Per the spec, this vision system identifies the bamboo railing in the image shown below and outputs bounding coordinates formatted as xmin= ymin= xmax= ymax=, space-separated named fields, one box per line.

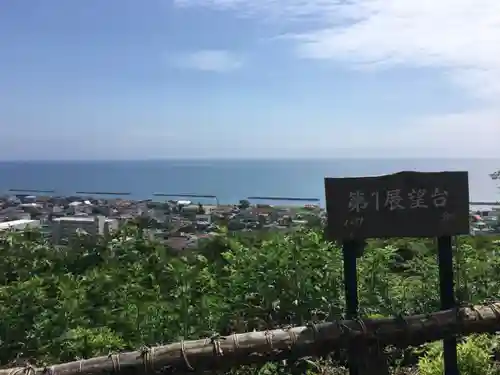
xmin=2 ymin=303 xmax=500 ymax=375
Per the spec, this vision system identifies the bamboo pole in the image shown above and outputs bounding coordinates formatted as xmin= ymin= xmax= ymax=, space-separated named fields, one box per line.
xmin=2 ymin=303 xmax=500 ymax=375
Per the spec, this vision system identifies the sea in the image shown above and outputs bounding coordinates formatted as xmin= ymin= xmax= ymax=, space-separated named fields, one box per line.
xmin=0 ymin=159 xmax=498 ymax=207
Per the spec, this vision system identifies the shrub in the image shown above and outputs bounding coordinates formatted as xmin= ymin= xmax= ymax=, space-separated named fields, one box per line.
xmin=1 ymin=227 xmax=500 ymax=373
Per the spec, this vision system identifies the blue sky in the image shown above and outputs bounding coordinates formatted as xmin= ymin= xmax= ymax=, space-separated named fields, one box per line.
xmin=1 ymin=0 xmax=499 ymax=160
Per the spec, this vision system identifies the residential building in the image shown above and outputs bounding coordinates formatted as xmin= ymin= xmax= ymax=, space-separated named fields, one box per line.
xmin=0 ymin=219 xmax=40 ymax=232
xmin=51 ymin=215 xmax=118 ymax=244
xmin=195 ymin=214 xmax=211 ymax=224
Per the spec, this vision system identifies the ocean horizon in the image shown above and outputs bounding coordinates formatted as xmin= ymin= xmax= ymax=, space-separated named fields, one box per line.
xmin=0 ymin=158 xmax=498 ymax=205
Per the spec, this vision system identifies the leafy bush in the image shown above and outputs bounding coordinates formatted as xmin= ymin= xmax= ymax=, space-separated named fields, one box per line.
xmin=1 ymin=227 xmax=500 ymax=374
xmin=419 ymin=335 xmax=500 ymax=375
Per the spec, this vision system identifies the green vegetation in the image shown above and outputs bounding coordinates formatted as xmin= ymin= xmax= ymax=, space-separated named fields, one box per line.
xmin=1 ymin=227 xmax=500 ymax=374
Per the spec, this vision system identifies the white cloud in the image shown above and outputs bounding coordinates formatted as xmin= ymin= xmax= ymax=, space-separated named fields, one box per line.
xmin=174 ymin=0 xmax=500 ymax=157
xmin=290 ymin=0 xmax=500 ymax=101
xmin=177 ymin=0 xmax=500 ymax=98
xmin=170 ymin=50 xmax=243 ymax=72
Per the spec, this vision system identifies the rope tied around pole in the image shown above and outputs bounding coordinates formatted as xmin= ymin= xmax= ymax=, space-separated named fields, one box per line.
xmin=265 ymin=330 xmax=274 ymax=351
xmin=287 ymin=327 xmax=298 ymax=347
xmin=355 ymin=317 xmax=367 ymax=336
xmin=8 ymin=364 xmax=36 ymax=375
xmin=209 ymin=334 xmax=225 ymax=357
xmin=180 ymin=340 xmax=194 ymax=371
xmin=486 ymin=302 xmax=500 ymax=319
xmin=394 ymin=313 xmax=412 ymax=346
xmin=5 ymin=304 xmax=500 ymax=375
xmin=351 ymin=318 xmax=369 ymax=367
xmin=140 ymin=346 xmax=156 ymax=374
xmin=306 ymin=322 xmax=319 ymax=341
xmin=108 ymin=353 xmax=121 ymax=374
xmin=42 ymin=366 xmax=55 ymax=375
xmin=335 ymin=319 xmax=352 ymax=340
xmin=231 ymin=332 xmax=240 ymax=352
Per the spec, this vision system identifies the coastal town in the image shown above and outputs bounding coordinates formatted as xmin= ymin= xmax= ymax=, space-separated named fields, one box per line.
xmin=0 ymin=189 xmax=498 ymax=250
xmin=0 ymin=191 xmax=326 ymax=250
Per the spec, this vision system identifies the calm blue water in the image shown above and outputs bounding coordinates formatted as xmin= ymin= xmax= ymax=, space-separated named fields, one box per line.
xmin=0 ymin=159 xmax=498 ymax=205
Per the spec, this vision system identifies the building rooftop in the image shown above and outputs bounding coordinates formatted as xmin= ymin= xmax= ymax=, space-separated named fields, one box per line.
xmin=52 ymin=216 xmax=116 ymax=223
xmin=0 ymin=219 xmax=39 ymax=230
xmin=53 ymin=216 xmax=95 ymax=222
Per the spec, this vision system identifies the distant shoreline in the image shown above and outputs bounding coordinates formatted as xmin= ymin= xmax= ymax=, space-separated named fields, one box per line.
xmin=1 ymin=157 xmax=500 ymax=164
xmin=2 ymin=191 xmax=499 ymax=208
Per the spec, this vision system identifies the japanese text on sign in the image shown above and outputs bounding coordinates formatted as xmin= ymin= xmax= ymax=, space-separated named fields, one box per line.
xmin=325 ymin=171 xmax=470 ymax=239
xmin=347 ymin=187 xmax=449 ymax=213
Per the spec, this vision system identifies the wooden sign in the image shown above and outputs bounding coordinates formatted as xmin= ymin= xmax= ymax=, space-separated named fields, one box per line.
xmin=324 ymin=171 xmax=470 ymax=240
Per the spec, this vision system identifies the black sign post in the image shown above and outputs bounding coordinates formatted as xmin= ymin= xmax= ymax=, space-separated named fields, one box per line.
xmin=438 ymin=236 xmax=458 ymax=375
xmin=325 ymin=171 xmax=470 ymax=375
xmin=342 ymin=240 xmax=363 ymax=375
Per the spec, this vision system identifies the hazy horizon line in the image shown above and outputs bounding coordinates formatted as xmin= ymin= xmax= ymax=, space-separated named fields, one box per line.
xmin=1 ymin=157 xmax=499 ymax=163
